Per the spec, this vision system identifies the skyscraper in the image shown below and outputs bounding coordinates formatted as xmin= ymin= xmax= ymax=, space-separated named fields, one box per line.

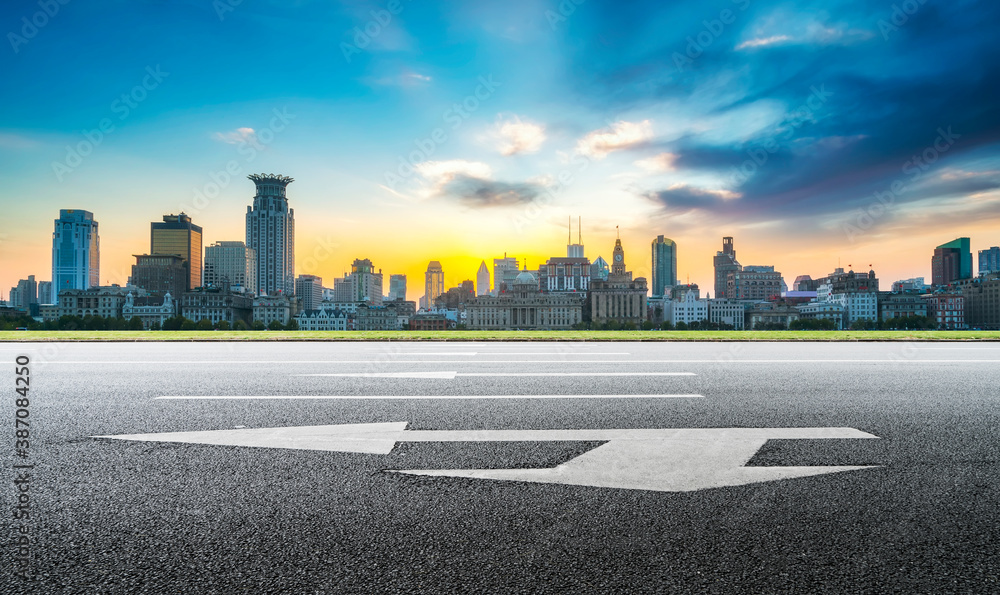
xmin=388 ymin=274 xmax=407 ymax=301
xmin=492 ymin=255 xmax=518 ymax=295
xmin=932 ymin=237 xmax=972 ymax=286
xmin=129 ymin=254 xmax=187 ymax=300
xmin=567 ymin=216 xmax=584 ymax=258
xmin=295 ymin=274 xmax=324 ymax=311
xmin=713 ymin=236 xmax=741 ymax=299
xmin=52 ymin=209 xmax=99 ymax=294
xmin=424 ymin=261 xmax=444 ymax=308
xmin=151 ymin=213 xmax=202 ymax=290
xmin=37 ymin=281 xmax=52 ymax=305
xmin=979 ymin=246 xmax=1000 ymax=276
xmin=651 ymin=235 xmax=677 ymax=297
xmin=246 ymin=174 xmax=295 ymax=296
xmin=204 ymin=241 xmax=256 ymax=291
xmin=476 ymin=261 xmax=490 ymax=296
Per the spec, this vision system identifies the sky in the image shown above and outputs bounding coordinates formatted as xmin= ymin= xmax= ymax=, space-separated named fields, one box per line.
xmin=2 ymin=0 xmax=1000 ymax=300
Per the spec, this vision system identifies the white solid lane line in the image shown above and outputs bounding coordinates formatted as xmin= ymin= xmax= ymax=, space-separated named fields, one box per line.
xmin=292 ymin=372 xmax=696 ymax=378
xmin=16 ymin=359 xmax=1000 ymax=364
xmin=154 ymin=394 xmax=705 ymax=400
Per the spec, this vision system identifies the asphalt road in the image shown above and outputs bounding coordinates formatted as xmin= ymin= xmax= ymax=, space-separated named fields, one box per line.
xmin=3 ymin=341 xmax=999 ymax=594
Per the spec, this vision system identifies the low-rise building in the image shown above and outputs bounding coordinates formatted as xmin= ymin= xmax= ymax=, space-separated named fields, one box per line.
xmin=57 ymin=285 xmax=137 ymax=320
xmin=665 ymin=291 xmax=709 ymax=326
xmin=253 ymin=294 xmax=296 ymax=326
xmin=355 ymin=304 xmax=399 ymax=331
xmin=923 ymin=293 xmax=966 ymax=329
xmin=748 ymin=302 xmax=800 ymax=329
xmin=122 ymin=292 xmax=177 ymax=329
xmin=295 ymin=307 xmax=352 ymax=331
xmin=467 ymin=271 xmax=584 ymax=330
xmin=958 ymin=273 xmax=1000 ymax=329
xmin=409 ymin=313 xmax=451 ymax=330
xmin=708 ymin=299 xmax=750 ymax=330
xmin=796 ymin=301 xmax=846 ymax=329
xmin=878 ymin=293 xmax=928 ymax=321
xmin=181 ymin=287 xmax=252 ymax=326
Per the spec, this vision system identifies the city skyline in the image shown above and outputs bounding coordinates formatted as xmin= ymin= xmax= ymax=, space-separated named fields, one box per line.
xmin=2 ymin=1 xmax=1000 ymax=297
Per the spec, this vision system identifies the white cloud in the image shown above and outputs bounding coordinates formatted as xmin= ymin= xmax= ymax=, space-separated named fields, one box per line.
xmin=414 ymin=160 xmax=493 ymax=196
xmin=736 ymin=35 xmax=791 ymax=50
xmin=493 ymin=115 xmax=546 ymax=156
xmin=212 ymin=127 xmax=257 ymax=145
xmin=0 ymin=132 xmax=41 ymax=150
xmin=575 ymin=120 xmax=653 ymax=159
xmin=635 ymin=152 xmax=678 ymax=173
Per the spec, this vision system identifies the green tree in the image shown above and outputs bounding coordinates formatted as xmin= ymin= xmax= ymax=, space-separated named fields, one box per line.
xmin=284 ymin=319 xmax=299 ymax=331
xmin=234 ymin=319 xmax=249 ymax=331
xmin=196 ymin=318 xmax=214 ymax=331
xmin=641 ymin=320 xmax=655 ymax=330
xmin=127 ymin=317 xmax=144 ymax=330
xmin=217 ymin=320 xmax=231 ymax=331
xmin=181 ymin=319 xmax=198 ymax=331
xmin=252 ymin=320 xmax=266 ymax=331
xmin=621 ymin=321 xmax=637 ymax=331
xmin=674 ymin=321 xmax=688 ymax=330
xmin=268 ymin=320 xmax=284 ymax=331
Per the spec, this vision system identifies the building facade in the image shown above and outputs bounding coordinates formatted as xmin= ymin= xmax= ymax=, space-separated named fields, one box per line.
xmin=38 ymin=281 xmax=53 ymax=305
xmin=467 ymin=271 xmax=584 ymax=330
xmin=424 ymin=261 xmax=444 ymax=307
xmin=204 ymin=241 xmax=256 ymax=292
xmin=122 ymin=293 xmax=176 ymax=329
xmin=246 ymin=174 xmax=295 ymax=296
xmin=491 ymin=256 xmax=518 ymax=295
xmin=708 ymin=299 xmax=749 ymax=330
xmin=295 ymin=274 xmax=324 ymax=311
xmin=923 ymin=293 xmax=965 ymax=329
xmin=476 ymin=261 xmax=490 ymax=296
xmin=878 ymin=293 xmax=928 ymax=321
xmin=151 ymin=213 xmax=202 ymax=290
xmin=665 ymin=291 xmax=708 ymax=326
xmin=57 ymin=286 xmax=133 ymax=319
xmin=181 ymin=287 xmax=253 ymax=326
xmin=589 ymin=238 xmax=648 ymax=326
xmin=129 ymin=254 xmax=187 ymax=301
xmin=958 ymin=274 xmax=1000 ymax=329
xmin=713 ymin=236 xmax=740 ymax=299
xmin=538 ymin=257 xmax=591 ymax=292
xmin=726 ymin=265 xmax=783 ymax=302
xmin=253 ymin=294 xmax=296 ymax=326
xmin=651 ymin=235 xmax=677 ymax=297
xmin=980 ymin=247 xmax=1000 ymax=276
xmin=52 ymin=209 xmax=100 ymax=293
xmin=932 ymin=237 xmax=972 ymax=286
xmin=295 ymin=308 xmax=352 ymax=331
xmin=388 ymin=274 xmax=407 ymax=301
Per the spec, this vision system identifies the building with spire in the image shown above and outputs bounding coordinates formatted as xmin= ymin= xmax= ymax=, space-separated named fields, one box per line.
xmin=714 ymin=236 xmax=741 ymax=299
xmin=589 ymin=231 xmax=648 ymax=326
xmin=246 ymin=174 xmax=295 ymax=296
xmin=423 ymin=261 xmax=444 ymax=309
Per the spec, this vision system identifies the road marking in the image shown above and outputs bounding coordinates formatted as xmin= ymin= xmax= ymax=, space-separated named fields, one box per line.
xmin=292 ymin=372 xmax=697 ymax=379
xmin=153 ymin=394 xmax=704 ymax=400
xmin=18 ymin=359 xmax=1000 ymax=364
xmin=94 ymin=423 xmax=879 ymax=492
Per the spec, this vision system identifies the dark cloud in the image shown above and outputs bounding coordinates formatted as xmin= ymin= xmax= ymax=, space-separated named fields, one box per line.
xmin=439 ymin=174 xmax=543 ymax=207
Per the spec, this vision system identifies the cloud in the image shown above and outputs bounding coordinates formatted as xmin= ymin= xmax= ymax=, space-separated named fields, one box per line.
xmin=0 ymin=132 xmax=41 ymax=150
xmin=645 ymin=185 xmax=740 ymax=214
xmin=493 ymin=115 xmax=546 ymax=156
xmin=635 ymin=152 xmax=678 ymax=173
xmin=413 ymin=159 xmax=543 ymax=207
xmin=575 ymin=120 xmax=653 ymax=159
xmin=212 ymin=127 xmax=257 ymax=145
xmin=440 ymin=175 xmax=543 ymax=207
xmin=736 ymin=35 xmax=791 ymax=50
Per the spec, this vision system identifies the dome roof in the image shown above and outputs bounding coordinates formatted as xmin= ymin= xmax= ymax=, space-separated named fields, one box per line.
xmin=514 ymin=271 xmax=537 ymax=285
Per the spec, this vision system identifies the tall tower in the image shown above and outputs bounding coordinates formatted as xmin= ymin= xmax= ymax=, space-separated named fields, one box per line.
xmin=651 ymin=235 xmax=677 ymax=297
xmin=611 ymin=239 xmax=626 ymax=277
xmin=52 ymin=209 xmax=100 ymax=293
xmin=151 ymin=213 xmax=203 ymax=290
xmin=424 ymin=261 xmax=444 ymax=308
xmin=714 ymin=236 xmax=741 ymax=299
xmin=246 ymin=174 xmax=295 ymax=296
xmin=476 ymin=261 xmax=490 ymax=296
xmin=567 ymin=216 xmax=585 ymax=258
xmin=388 ymin=274 xmax=408 ymax=301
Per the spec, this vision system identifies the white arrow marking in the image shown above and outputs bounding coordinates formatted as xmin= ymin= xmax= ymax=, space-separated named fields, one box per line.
xmin=94 ymin=423 xmax=879 ymax=492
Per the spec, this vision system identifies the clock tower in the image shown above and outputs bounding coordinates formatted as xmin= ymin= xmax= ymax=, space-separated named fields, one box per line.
xmin=611 ymin=238 xmax=626 ymax=277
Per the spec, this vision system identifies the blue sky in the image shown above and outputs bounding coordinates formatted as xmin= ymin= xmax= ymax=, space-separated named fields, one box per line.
xmin=2 ymin=0 xmax=999 ymax=297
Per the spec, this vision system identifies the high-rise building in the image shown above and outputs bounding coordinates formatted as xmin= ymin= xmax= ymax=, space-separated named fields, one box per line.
xmin=151 ymin=213 xmax=202 ymax=290
xmin=590 ymin=256 xmax=609 ymax=281
xmin=979 ymin=246 xmax=1000 ymax=276
xmin=651 ymin=235 xmax=677 ymax=297
xmin=15 ymin=276 xmax=37 ymax=309
xmin=424 ymin=261 xmax=444 ymax=307
xmin=331 ymin=259 xmax=383 ymax=305
xmin=52 ymin=209 xmax=100 ymax=294
xmin=492 ymin=256 xmax=518 ymax=295
xmin=37 ymin=281 xmax=52 ymax=305
xmin=932 ymin=237 xmax=972 ymax=286
xmin=476 ymin=261 xmax=490 ymax=296
xmin=713 ymin=236 xmax=740 ymax=299
xmin=726 ymin=265 xmax=784 ymax=301
xmin=246 ymin=174 xmax=295 ymax=296
xmin=388 ymin=274 xmax=407 ymax=301
xmin=295 ymin=274 xmax=324 ymax=311
xmin=128 ymin=254 xmax=187 ymax=302
xmin=203 ymin=241 xmax=256 ymax=292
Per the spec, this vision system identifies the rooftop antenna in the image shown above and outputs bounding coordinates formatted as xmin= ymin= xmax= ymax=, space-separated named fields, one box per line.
xmin=578 ymin=216 xmax=582 ymax=244
xmin=568 ymin=216 xmax=571 ymax=244
xmin=616 ymin=225 xmax=620 ymax=239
